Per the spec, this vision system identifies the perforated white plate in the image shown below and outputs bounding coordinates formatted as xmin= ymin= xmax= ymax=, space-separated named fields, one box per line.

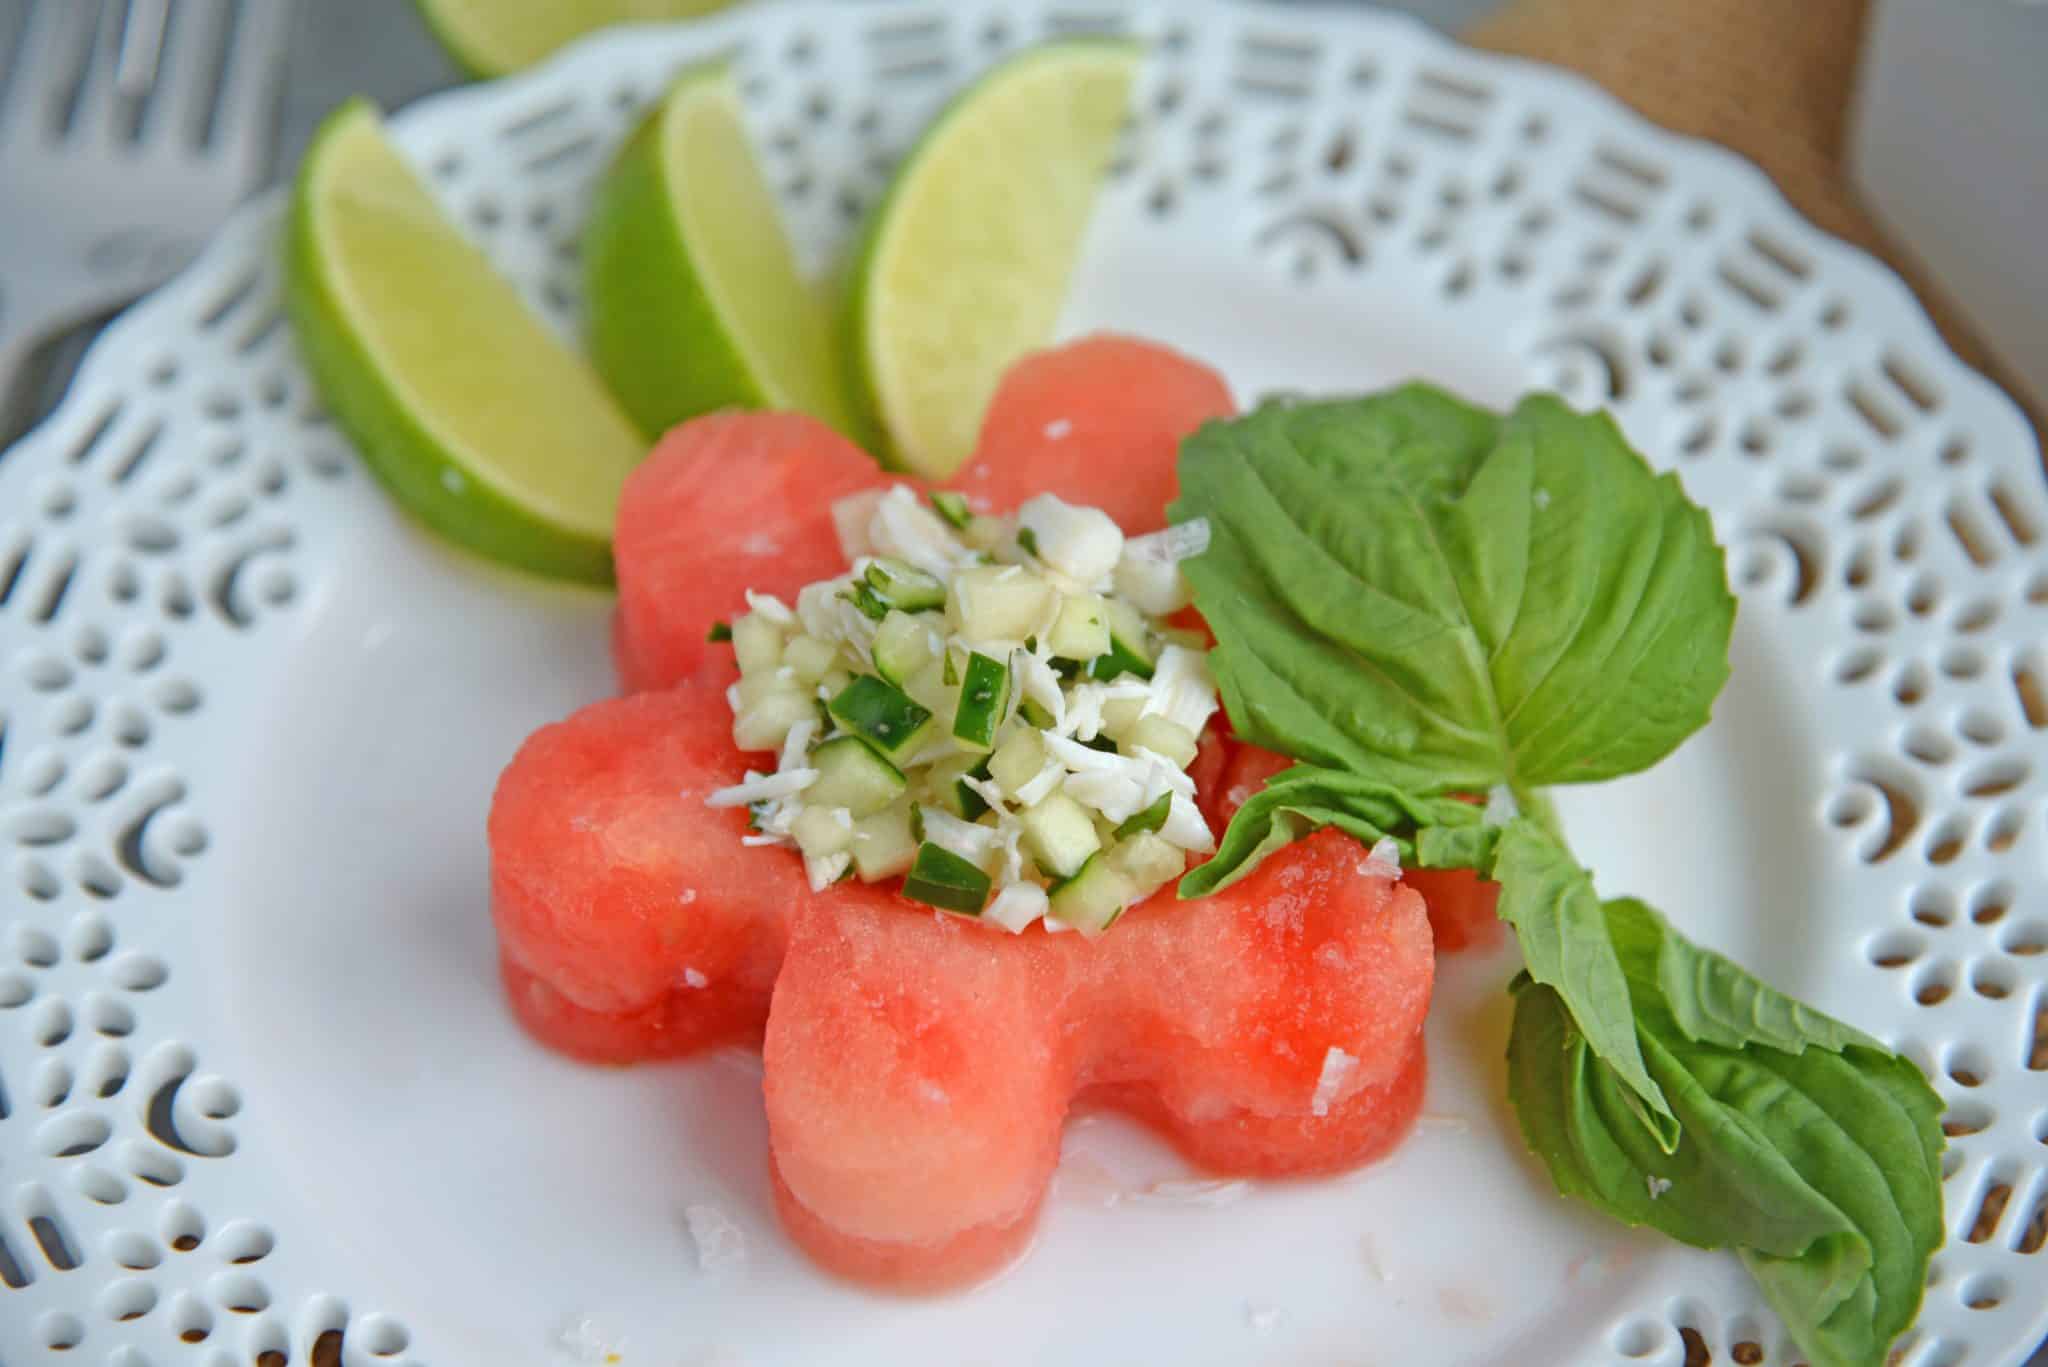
xmin=2 ymin=3 xmax=2045 ymax=1364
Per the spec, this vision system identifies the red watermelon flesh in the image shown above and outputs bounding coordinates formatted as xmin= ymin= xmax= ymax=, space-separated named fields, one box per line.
xmin=612 ymin=412 xmax=894 ymax=694
xmin=1402 ymin=866 xmax=1505 ymax=953
xmin=1211 ymin=740 xmax=1505 ymax=954
xmin=488 ymin=685 xmax=797 ymax=1060
xmin=951 ymin=333 xmax=1234 ymax=532
xmin=764 ymin=830 xmax=1432 ymax=1289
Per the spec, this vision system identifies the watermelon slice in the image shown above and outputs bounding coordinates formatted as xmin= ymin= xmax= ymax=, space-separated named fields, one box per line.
xmin=489 ymin=684 xmax=797 ymax=1060
xmin=612 ymin=412 xmax=894 ymax=694
xmin=950 ymin=333 xmax=1233 ymax=532
xmin=763 ymin=830 xmax=1430 ymax=1288
xmin=491 ymin=335 xmax=1448 ymax=1289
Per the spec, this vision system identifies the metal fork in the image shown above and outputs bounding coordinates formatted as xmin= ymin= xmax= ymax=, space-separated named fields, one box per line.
xmin=0 ymin=0 xmax=293 ymax=432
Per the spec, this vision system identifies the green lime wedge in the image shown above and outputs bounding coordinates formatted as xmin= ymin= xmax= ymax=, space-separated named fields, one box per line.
xmin=584 ymin=61 xmax=854 ymax=441
xmin=847 ymin=40 xmax=1140 ymax=478
xmin=415 ymin=0 xmax=736 ymax=80
xmin=284 ymin=100 xmax=647 ymax=584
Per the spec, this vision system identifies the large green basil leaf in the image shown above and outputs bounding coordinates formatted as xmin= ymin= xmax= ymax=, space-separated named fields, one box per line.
xmin=1171 ymin=387 xmax=1735 ymax=793
xmin=1507 ymin=900 xmax=1944 ymax=1367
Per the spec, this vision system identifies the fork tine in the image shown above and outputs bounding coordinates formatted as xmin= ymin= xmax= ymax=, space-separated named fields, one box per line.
xmin=147 ymin=0 xmax=230 ymax=149
xmin=0 ymin=0 xmax=94 ymax=142
xmin=206 ymin=0 xmax=292 ymax=171
xmin=0 ymin=0 xmax=34 ymax=121
xmin=63 ymin=0 xmax=137 ymax=145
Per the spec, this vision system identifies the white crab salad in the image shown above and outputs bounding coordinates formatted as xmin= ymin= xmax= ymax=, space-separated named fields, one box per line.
xmin=705 ymin=485 xmax=1217 ymax=935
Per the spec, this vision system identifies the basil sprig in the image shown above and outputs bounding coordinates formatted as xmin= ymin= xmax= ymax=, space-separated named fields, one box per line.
xmin=1171 ymin=387 xmax=1941 ymax=1367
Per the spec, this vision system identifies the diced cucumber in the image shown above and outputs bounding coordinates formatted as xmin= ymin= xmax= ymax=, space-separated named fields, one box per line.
xmin=1100 ymin=696 xmax=1146 ymax=740
xmin=731 ymin=612 xmax=786 ymax=676
xmin=1018 ymin=697 xmax=1057 ymax=729
xmin=949 ymin=566 xmax=1054 ymax=642
xmin=902 ymin=842 xmax=992 ymax=915
xmin=828 ymin=676 xmax=935 ymax=763
xmin=707 ymin=620 xmax=733 ymax=643
xmin=926 ymin=754 xmax=994 ymax=820
xmin=819 ymin=667 xmax=854 ymax=699
xmin=871 ymin=610 xmax=937 ymax=688
xmin=929 ymin=490 xmax=973 ymax=530
xmin=1049 ymin=853 xmax=1133 ymax=934
xmin=1046 ymin=592 xmax=1111 ymax=661
xmin=1112 ymin=790 xmax=1173 ymax=839
xmin=782 ymin=633 xmax=840 ymax=685
xmin=952 ymin=651 xmax=1011 ymax=749
xmin=963 ymin=515 xmax=1008 ymax=551
xmin=736 ymin=671 xmax=796 ymax=711
xmin=1106 ymin=831 xmax=1184 ymax=899
xmin=849 ymin=803 xmax=917 ymax=880
xmin=1015 ymin=526 xmax=1040 ymax=558
xmin=733 ymin=688 xmax=814 ymax=752
xmin=902 ymin=655 xmax=956 ymax=725
xmin=1127 ymin=715 xmax=1198 ymax=767
xmin=1091 ymin=598 xmax=1157 ymax=681
xmin=1020 ymin=791 xmax=1101 ymax=880
xmin=865 ymin=557 xmax=947 ymax=613
xmin=839 ymin=583 xmax=890 ymax=622
xmin=808 ymin=735 xmax=907 ymax=817
xmin=793 ymin=805 xmax=854 ymax=858
xmin=988 ymin=728 xmax=1048 ymax=797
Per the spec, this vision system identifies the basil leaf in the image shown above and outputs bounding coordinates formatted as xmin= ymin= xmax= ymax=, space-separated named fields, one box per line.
xmin=1509 ymin=899 xmax=1944 ymax=1367
xmin=1605 ymin=897 xmax=1885 ymax=1057
xmin=1175 ymin=765 xmax=1490 ymax=898
xmin=1172 ymin=387 xmax=1735 ymax=793
xmin=1494 ymin=823 xmax=1676 ymax=1145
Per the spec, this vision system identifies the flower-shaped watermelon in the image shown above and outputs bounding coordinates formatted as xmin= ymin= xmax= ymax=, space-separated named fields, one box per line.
xmin=489 ymin=335 xmax=1490 ymax=1288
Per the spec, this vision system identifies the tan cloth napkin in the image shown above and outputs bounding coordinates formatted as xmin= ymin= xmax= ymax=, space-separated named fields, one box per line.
xmin=1463 ymin=0 xmax=2046 ymax=449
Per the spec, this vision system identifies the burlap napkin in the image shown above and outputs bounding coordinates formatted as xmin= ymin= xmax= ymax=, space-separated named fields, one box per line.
xmin=1462 ymin=0 xmax=2046 ymax=450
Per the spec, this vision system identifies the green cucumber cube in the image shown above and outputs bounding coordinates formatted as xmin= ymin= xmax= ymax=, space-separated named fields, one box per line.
xmin=828 ymin=675 xmax=935 ymax=762
xmin=1047 ymin=592 xmax=1112 ymax=662
xmin=903 ymin=842 xmax=993 ymax=915
xmin=1020 ymin=791 xmax=1101 ymax=880
xmin=952 ymin=651 xmax=1011 ymax=750
xmin=808 ymin=735 xmax=907 ymax=817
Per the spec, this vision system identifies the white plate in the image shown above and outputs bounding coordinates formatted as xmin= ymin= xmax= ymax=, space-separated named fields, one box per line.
xmin=2 ymin=2 xmax=2045 ymax=1364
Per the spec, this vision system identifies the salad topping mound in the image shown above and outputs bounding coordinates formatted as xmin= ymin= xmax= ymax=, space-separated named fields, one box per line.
xmin=708 ymin=484 xmax=1219 ymax=933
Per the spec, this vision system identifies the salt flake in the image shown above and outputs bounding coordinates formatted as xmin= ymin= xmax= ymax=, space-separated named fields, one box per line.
xmin=685 ymin=1203 xmax=748 ymax=1272
xmin=1358 ymin=837 xmax=1402 ymax=879
xmin=1245 ymin=1304 xmax=1283 ymax=1335
xmin=1311 ymin=1045 xmax=1358 ymax=1117
xmin=1044 ymin=418 xmax=1073 ymax=440
xmin=1483 ymin=783 xmax=1520 ymax=827
xmin=1646 ymin=1175 xmax=1673 ymax=1200
xmin=554 ymin=1313 xmax=623 ymax=1364
xmin=1534 ymin=487 xmax=1552 ymax=510
xmin=1129 ymin=1178 xmax=1251 ymax=1208
xmin=684 ymin=967 xmax=708 ymax=989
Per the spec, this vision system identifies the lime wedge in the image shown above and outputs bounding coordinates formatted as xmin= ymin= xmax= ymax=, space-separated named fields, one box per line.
xmin=284 ymin=100 xmax=647 ymax=584
xmin=415 ymin=0 xmax=736 ymax=79
xmin=848 ymin=40 xmax=1140 ymax=478
xmin=584 ymin=61 xmax=854 ymax=441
